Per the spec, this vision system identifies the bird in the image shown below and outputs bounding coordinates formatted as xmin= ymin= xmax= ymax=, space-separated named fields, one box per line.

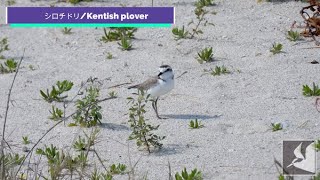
xmin=287 ymin=142 xmax=315 ymax=173
xmin=128 ymin=65 xmax=174 ymax=119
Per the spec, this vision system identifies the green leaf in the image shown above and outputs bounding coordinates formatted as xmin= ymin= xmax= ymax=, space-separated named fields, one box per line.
xmin=190 ymin=120 xmax=194 ymax=128
xmin=302 ymin=83 xmax=320 ymax=97
xmin=35 ymin=148 xmax=44 ymax=155
xmin=278 ymin=174 xmax=285 ymax=180
xmin=40 ymin=90 xmax=48 ymax=99
xmin=68 ymin=123 xmax=77 ymax=127
xmin=175 ymin=173 xmax=183 ymax=180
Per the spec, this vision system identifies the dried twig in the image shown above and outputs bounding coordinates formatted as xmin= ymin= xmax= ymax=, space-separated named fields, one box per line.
xmin=316 ymin=97 xmax=320 ymax=112
xmin=176 ymin=71 xmax=188 ymax=79
xmin=15 ymin=119 xmax=64 ymax=175
xmin=108 ymin=82 xmax=132 ymax=89
xmin=93 ymin=149 xmax=108 ymax=172
xmin=1 ymin=49 xmax=25 ymax=179
xmin=127 ymin=143 xmax=134 ymax=180
xmin=300 ymin=46 xmax=320 ymax=49
xmin=168 ymin=160 xmax=173 ymax=180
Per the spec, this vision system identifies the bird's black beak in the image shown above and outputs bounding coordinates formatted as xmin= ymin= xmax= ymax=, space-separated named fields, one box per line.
xmin=158 ymin=72 xmax=163 ymax=77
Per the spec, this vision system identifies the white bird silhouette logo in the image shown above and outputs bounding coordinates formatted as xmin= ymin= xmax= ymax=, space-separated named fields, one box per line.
xmin=287 ymin=142 xmax=315 ymax=173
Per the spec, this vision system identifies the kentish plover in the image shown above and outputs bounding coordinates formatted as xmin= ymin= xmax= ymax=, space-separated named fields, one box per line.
xmin=128 ymin=65 xmax=174 ymax=119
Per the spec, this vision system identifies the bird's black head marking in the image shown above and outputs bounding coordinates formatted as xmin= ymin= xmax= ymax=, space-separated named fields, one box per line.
xmin=160 ymin=65 xmax=171 ymax=69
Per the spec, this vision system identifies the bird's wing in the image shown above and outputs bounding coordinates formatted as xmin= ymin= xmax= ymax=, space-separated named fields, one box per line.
xmin=128 ymin=76 xmax=158 ymax=90
xmin=293 ymin=142 xmax=305 ymax=159
xmin=128 ymin=76 xmax=157 ymax=89
xmin=293 ymin=142 xmax=316 ymax=173
xmin=305 ymin=142 xmax=315 ymax=160
xmin=137 ymin=76 xmax=158 ymax=90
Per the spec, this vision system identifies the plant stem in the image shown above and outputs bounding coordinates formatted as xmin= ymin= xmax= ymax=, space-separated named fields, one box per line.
xmin=190 ymin=13 xmax=205 ymax=39
xmin=1 ymin=49 xmax=25 ymax=179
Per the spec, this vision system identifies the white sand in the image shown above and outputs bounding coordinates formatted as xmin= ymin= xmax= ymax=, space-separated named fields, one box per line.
xmin=0 ymin=0 xmax=320 ymax=179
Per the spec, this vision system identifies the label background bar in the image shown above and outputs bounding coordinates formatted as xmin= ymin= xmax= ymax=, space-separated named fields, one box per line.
xmin=10 ymin=23 xmax=171 ymax=28
xmin=7 ymin=7 xmax=174 ymax=24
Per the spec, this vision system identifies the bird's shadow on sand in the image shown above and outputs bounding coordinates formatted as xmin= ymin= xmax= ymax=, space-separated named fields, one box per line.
xmin=163 ymin=114 xmax=222 ymax=120
xmin=100 ymin=123 xmax=130 ymax=131
xmin=152 ymin=143 xmax=200 ymax=156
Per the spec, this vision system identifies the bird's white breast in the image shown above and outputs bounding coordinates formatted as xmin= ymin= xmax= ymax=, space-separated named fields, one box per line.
xmin=147 ymin=78 xmax=174 ymax=97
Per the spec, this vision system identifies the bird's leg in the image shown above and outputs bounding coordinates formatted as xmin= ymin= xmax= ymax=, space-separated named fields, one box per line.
xmin=151 ymin=98 xmax=159 ymax=118
xmin=154 ymin=98 xmax=159 ymax=117
xmin=154 ymin=97 xmax=167 ymax=119
xmin=152 ymin=100 xmax=156 ymax=115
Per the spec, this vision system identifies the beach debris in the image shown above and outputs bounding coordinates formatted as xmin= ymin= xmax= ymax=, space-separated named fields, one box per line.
xmin=300 ymin=0 xmax=320 ymax=45
xmin=316 ymin=97 xmax=320 ymax=112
